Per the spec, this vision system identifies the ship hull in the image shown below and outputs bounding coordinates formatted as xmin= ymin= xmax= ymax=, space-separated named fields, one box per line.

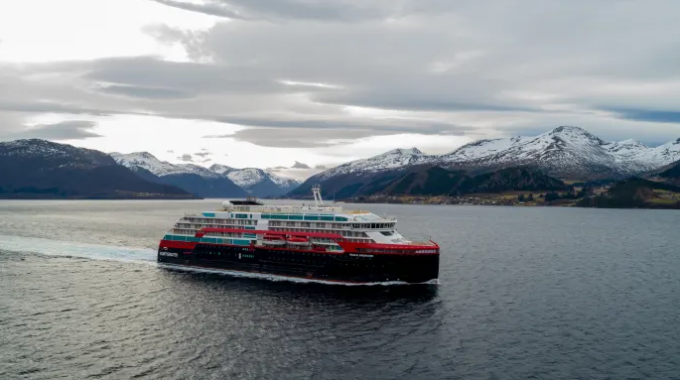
xmin=157 ymin=241 xmax=439 ymax=284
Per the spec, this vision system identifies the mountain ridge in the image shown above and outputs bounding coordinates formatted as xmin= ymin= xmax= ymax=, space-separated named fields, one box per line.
xmin=290 ymin=126 xmax=680 ymax=198
xmin=112 ymin=152 xmax=300 ymax=197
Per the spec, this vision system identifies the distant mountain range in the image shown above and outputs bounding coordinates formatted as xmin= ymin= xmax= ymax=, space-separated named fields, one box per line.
xmin=3 ymin=126 xmax=679 ymax=201
xmin=110 ymin=152 xmax=301 ymax=198
xmin=0 ymin=139 xmax=194 ymax=199
xmin=0 ymin=139 xmax=301 ymax=199
xmin=291 ymin=126 xmax=680 ymax=199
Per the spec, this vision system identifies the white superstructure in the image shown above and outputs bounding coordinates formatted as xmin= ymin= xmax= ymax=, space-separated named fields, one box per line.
xmin=165 ymin=191 xmax=415 ymax=248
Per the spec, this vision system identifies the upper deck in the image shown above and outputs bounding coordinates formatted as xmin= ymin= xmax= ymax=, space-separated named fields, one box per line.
xmin=220 ymin=194 xmax=396 ymax=223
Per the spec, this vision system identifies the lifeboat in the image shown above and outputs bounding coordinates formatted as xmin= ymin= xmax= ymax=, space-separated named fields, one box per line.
xmin=262 ymin=234 xmax=286 ymax=246
xmin=286 ymin=235 xmax=311 ymax=246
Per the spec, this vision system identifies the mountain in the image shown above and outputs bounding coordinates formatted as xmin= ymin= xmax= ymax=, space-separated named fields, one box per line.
xmin=112 ymin=152 xmax=247 ymax=198
xmin=267 ymin=172 xmax=302 ymax=194
xmin=110 ymin=152 xmax=222 ymax=179
xmin=370 ymin=166 xmax=566 ymax=197
xmin=209 ymin=163 xmax=236 ymax=176
xmin=111 ymin=152 xmax=299 ymax=197
xmin=221 ymin=167 xmax=300 ymax=197
xmin=0 ymin=139 xmax=195 ymax=199
xmin=438 ymin=126 xmax=680 ymax=178
xmin=291 ymin=127 xmax=680 ymax=198
xmin=289 ymin=148 xmax=432 ymax=198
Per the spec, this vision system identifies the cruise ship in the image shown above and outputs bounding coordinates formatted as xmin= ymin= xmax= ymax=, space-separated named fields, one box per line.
xmin=157 ymin=186 xmax=439 ymax=284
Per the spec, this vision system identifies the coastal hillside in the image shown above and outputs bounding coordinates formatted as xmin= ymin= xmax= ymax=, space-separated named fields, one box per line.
xmin=0 ymin=139 xmax=195 ymax=199
xmin=577 ymin=178 xmax=680 ymax=209
xmin=656 ymin=160 xmax=680 ymax=185
xmin=377 ymin=166 xmax=566 ymax=197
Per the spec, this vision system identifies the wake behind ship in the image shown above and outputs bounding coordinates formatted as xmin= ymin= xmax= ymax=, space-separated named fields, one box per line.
xmin=157 ymin=185 xmax=439 ymax=284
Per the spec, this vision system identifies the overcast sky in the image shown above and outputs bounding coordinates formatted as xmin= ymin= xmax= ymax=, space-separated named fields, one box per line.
xmin=1 ymin=0 xmax=679 ymax=179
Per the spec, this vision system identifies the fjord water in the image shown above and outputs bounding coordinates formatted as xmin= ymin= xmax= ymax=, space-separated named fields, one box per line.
xmin=1 ymin=201 xmax=679 ymax=380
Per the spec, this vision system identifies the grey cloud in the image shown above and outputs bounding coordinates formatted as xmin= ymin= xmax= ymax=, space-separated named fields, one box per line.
xmin=194 ymin=152 xmax=211 ymax=157
xmin=291 ymin=161 xmax=310 ymax=169
xmin=150 ymin=0 xmax=392 ymax=22
xmin=208 ymin=127 xmax=399 ymax=148
xmin=599 ymin=107 xmax=680 ymax=124
xmin=97 ymin=84 xmax=195 ymax=99
xmin=2 ymin=120 xmax=101 ymax=141
xmin=179 ymin=154 xmax=193 ymax=162
xmin=150 ymin=0 xmax=246 ymax=19
xmin=0 ymin=100 xmax=112 ymax=117
xmin=314 ymin=165 xmax=327 ymax=169
xmin=4 ymin=0 xmax=680 ymax=148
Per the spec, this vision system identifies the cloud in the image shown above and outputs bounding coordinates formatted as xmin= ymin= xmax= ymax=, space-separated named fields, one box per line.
xmin=150 ymin=0 xmax=246 ymax=19
xmin=194 ymin=151 xmax=210 ymax=157
xmin=314 ymin=164 xmax=327 ymax=169
xmin=97 ymin=84 xmax=196 ymax=99
xmin=291 ymin=161 xmax=310 ymax=169
xmin=149 ymin=0 xmax=393 ymax=22
xmin=178 ymin=154 xmax=193 ymax=162
xmin=604 ymin=108 xmax=680 ymax=124
xmin=3 ymin=0 xmax=680 ymax=160
xmin=2 ymin=120 xmax=101 ymax=141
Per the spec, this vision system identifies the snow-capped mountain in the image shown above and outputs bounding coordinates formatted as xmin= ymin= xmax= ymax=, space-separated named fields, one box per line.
xmin=438 ymin=126 xmax=680 ymax=178
xmin=111 ymin=152 xmax=299 ymax=197
xmin=110 ymin=152 xmax=221 ymax=179
xmin=438 ymin=126 xmax=622 ymax=178
xmin=209 ymin=165 xmax=301 ymax=197
xmin=112 ymin=152 xmax=246 ymax=197
xmin=293 ymin=126 xmax=680 ymax=196
xmin=226 ymin=168 xmax=268 ymax=188
xmin=268 ymin=173 xmax=301 ymax=189
xmin=317 ymin=148 xmax=434 ymax=181
xmin=209 ymin=163 xmax=236 ymax=176
xmin=110 ymin=152 xmax=186 ymax=176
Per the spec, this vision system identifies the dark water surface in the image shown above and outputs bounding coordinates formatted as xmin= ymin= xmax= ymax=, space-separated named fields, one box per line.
xmin=1 ymin=200 xmax=680 ymax=379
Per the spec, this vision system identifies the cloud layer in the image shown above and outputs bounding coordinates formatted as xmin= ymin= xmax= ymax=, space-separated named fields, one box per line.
xmin=1 ymin=0 xmax=680 ymax=173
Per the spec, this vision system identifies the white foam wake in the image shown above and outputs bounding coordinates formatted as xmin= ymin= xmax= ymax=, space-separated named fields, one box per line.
xmin=0 ymin=234 xmax=156 ymax=263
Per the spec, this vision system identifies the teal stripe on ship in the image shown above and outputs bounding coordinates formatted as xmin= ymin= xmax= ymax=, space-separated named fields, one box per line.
xmin=163 ymin=235 xmax=255 ymax=245
xmin=202 ymin=212 xmax=216 ymax=218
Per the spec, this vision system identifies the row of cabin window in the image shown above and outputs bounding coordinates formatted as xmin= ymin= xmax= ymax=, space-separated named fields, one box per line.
xmin=351 ymin=223 xmax=395 ymax=229
xmin=269 ymin=221 xmax=347 ymax=229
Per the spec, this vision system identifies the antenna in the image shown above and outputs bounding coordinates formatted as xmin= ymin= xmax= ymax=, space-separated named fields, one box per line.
xmin=312 ymin=184 xmax=323 ymax=206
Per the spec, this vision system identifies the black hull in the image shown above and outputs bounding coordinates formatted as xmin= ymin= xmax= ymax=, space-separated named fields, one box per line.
xmin=158 ymin=243 xmax=439 ymax=284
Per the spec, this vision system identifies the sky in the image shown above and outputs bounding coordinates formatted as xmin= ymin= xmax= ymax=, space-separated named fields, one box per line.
xmin=1 ymin=0 xmax=680 ymax=180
